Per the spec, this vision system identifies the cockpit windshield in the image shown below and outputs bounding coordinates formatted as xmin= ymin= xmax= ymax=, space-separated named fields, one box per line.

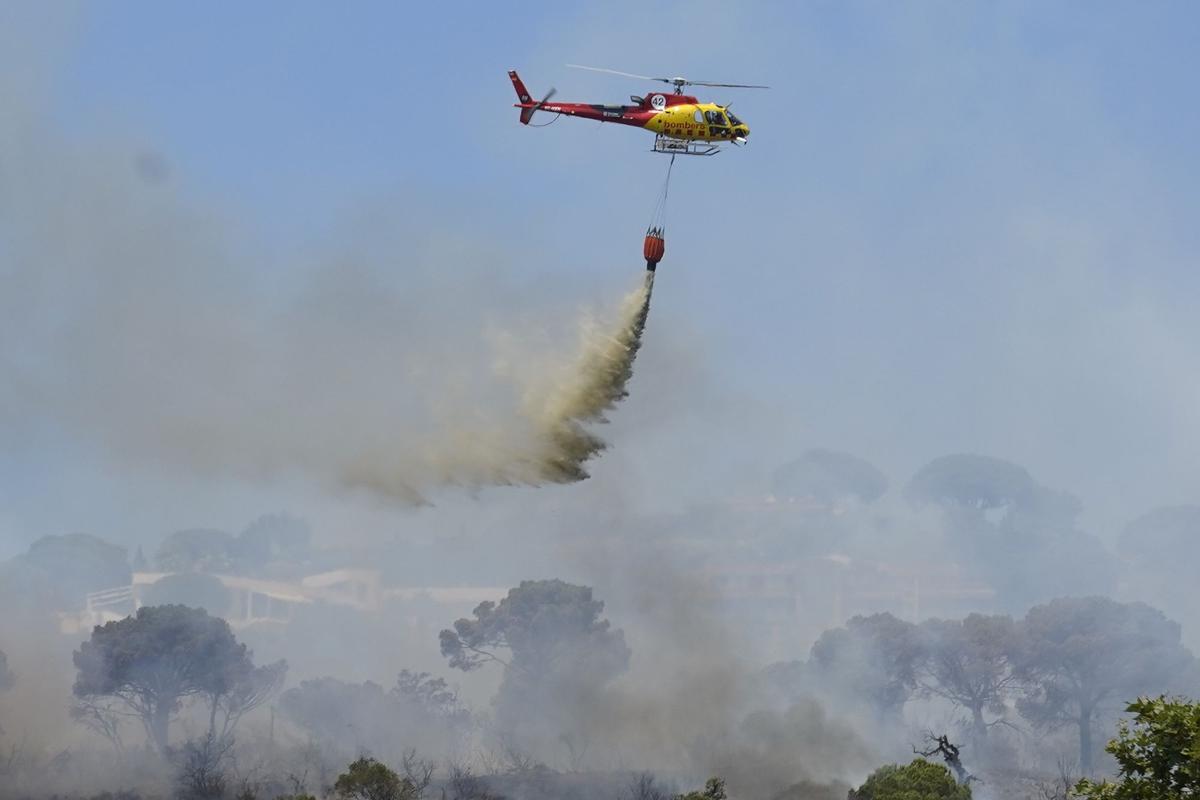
xmin=726 ymin=110 xmax=743 ymax=126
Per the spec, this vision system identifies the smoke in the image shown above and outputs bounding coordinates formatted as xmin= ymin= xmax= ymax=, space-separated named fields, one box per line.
xmin=0 ymin=83 xmax=657 ymax=505
xmin=515 ymin=546 xmax=881 ymax=795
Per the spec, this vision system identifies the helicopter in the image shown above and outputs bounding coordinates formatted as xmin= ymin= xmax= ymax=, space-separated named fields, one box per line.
xmin=508 ymin=65 xmax=767 ymax=156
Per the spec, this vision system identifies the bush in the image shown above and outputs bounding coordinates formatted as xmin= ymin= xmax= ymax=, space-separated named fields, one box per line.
xmin=1075 ymin=696 xmax=1200 ymax=799
xmin=675 ymin=778 xmax=726 ymax=800
xmin=850 ymin=759 xmax=970 ymax=800
xmin=334 ymin=756 xmax=430 ymax=800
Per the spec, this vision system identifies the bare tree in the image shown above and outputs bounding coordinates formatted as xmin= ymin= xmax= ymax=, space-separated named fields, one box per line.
xmin=208 ymin=659 xmax=288 ymax=742
xmin=1032 ymin=755 xmax=1077 ymax=800
xmin=401 ymin=749 xmax=435 ymax=799
xmin=498 ymin=742 xmax=541 ymax=776
xmin=0 ymin=734 xmax=33 ymax=781
xmin=914 ymin=733 xmax=977 ymax=786
xmin=0 ymin=649 xmax=14 ymax=692
xmin=70 ymin=695 xmax=133 ymax=754
xmin=175 ymin=731 xmax=235 ymax=800
xmin=480 ymin=736 xmax=548 ymax=778
xmin=625 ymin=772 xmax=670 ymax=800
xmin=558 ymin=731 xmax=588 ymax=771
xmin=444 ymin=761 xmax=502 ymax=800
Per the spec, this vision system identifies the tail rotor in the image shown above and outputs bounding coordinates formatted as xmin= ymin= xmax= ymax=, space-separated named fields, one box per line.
xmin=509 ymin=70 xmax=557 ymax=125
xmin=521 ymin=87 xmax=557 ymax=124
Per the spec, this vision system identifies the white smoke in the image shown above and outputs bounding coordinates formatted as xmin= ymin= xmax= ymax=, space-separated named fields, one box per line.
xmin=0 ymin=92 xmax=656 ymax=503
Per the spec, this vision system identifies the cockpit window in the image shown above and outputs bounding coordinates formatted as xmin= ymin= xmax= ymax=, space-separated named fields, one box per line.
xmin=705 ymin=110 xmax=727 ymax=126
xmin=726 ymin=110 xmax=743 ymax=126
xmin=694 ymin=110 xmax=704 ymax=123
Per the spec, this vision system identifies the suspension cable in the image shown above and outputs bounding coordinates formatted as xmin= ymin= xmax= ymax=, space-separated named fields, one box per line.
xmin=647 ymin=154 xmax=676 ymax=233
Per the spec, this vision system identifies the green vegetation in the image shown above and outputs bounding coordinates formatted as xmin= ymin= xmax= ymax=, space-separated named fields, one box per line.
xmin=71 ymin=604 xmax=285 ymax=752
xmin=334 ymin=757 xmax=427 ymax=800
xmin=440 ymin=579 xmax=630 ymax=751
xmin=1075 ymin=696 xmax=1200 ymax=799
xmin=1016 ymin=598 xmax=1194 ymax=773
xmin=674 ymin=777 xmax=726 ymax=800
xmin=850 ymin=758 xmax=970 ymax=800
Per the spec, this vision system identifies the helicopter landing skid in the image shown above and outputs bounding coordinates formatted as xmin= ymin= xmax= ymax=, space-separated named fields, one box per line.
xmin=652 ymin=134 xmax=720 ymax=156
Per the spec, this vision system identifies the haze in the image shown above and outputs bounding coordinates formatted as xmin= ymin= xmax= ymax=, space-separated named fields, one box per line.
xmin=2 ymin=3 xmax=1199 ymax=800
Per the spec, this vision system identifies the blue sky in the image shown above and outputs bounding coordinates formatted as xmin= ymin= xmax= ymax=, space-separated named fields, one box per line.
xmin=3 ymin=2 xmax=1200 ymax=553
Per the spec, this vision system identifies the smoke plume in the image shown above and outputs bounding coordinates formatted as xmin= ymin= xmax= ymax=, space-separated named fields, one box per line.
xmin=0 ymin=85 xmax=657 ymax=504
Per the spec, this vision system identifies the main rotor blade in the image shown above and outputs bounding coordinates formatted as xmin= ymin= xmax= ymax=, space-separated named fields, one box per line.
xmin=566 ymin=64 xmax=670 ymax=83
xmin=686 ymin=81 xmax=770 ymax=89
xmin=566 ymin=65 xmax=769 ymax=90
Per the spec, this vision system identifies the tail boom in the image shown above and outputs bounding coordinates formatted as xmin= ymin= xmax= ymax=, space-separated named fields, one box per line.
xmin=508 ymin=70 xmax=540 ymax=124
xmin=508 ymin=70 xmax=655 ymax=128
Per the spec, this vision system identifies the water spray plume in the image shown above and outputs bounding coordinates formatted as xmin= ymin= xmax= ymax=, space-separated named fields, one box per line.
xmin=529 ymin=272 xmax=655 ymax=483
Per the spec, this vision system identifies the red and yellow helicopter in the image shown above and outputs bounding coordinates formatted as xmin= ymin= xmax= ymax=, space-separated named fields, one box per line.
xmin=509 ymin=65 xmax=767 ymax=156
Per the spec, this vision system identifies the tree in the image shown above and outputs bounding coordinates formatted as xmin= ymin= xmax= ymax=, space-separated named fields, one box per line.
xmin=69 ymin=694 xmax=129 ymax=753
xmin=1074 ymin=696 xmax=1200 ymax=800
xmin=913 ymin=734 xmax=975 ymax=785
xmin=280 ymin=673 xmax=467 ymax=763
xmin=233 ymin=513 xmax=312 ymax=572
xmin=906 ymin=454 xmax=1036 ymax=513
xmin=916 ymin=614 xmax=1021 ymax=742
xmin=809 ymin=613 xmax=921 ymax=718
xmin=71 ymin=645 xmax=283 ymax=757
xmin=156 ymin=529 xmax=236 ymax=573
xmin=392 ymin=669 xmax=471 ymax=735
xmin=849 ymin=759 xmax=971 ymax=800
xmin=625 ymin=773 xmax=670 ymax=800
xmin=1016 ymin=597 xmax=1197 ymax=774
xmin=674 ymin=778 xmax=726 ymax=800
xmin=394 ymin=669 xmax=456 ymax=709
xmin=155 ymin=516 xmax=312 ymax=577
xmin=445 ymin=761 xmax=502 ymax=800
xmin=0 ymin=646 xmax=11 ymax=737
xmin=0 ymin=559 xmax=60 ymax=624
xmin=18 ymin=533 xmax=131 ymax=608
xmin=906 ymin=454 xmax=1116 ymax=610
xmin=439 ymin=580 xmax=628 ymax=677
xmin=281 ymin=677 xmax=398 ymax=758
xmin=1118 ymin=506 xmax=1200 ymax=624
xmin=440 ymin=580 xmax=629 ymax=752
xmin=143 ymin=573 xmax=232 ymax=616
xmin=175 ymin=730 xmax=234 ymax=800
xmin=732 ymin=699 xmax=876 ymax=798
xmin=0 ymin=648 xmax=13 ymax=692
xmin=772 ymin=449 xmax=888 ymax=505
xmin=1119 ymin=506 xmax=1200 ymax=561
xmin=334 ymin=755 xmax=431 ymax=800
xmin=206 ymin=658 xmax=287 ymax=742
xmin=72 ymin=604 xmax=255 ymax=752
